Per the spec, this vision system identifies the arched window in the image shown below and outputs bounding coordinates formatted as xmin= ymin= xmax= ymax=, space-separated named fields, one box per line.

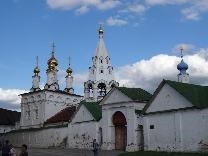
xmin=98 ymin=83 xmax=106 ymax=96
xmin=99 ymin=56 xmax=103 ymax=64
xmin=88 ymin=83 xmax=93 ymax=97
xmin=106 ymin=57 xmax=109 ymax=64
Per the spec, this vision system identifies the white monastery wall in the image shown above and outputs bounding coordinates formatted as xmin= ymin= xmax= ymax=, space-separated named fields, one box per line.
xmin=0 ymin=126 xmax=68 ymax=148
xmin=143 ymin=108 xmax=208 ymax=152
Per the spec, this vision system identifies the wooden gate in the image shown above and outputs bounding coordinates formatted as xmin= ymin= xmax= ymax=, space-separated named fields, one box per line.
xmin=113 ymin=111 xmax=127 ymax=151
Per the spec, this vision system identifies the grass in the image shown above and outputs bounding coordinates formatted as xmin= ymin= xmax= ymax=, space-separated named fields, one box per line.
xmin=118 ymin=151 xmax=208 ymax=156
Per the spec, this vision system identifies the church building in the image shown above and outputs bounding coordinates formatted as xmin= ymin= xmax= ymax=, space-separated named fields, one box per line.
xmin=1 ymin=25 xmax=208 ymax=152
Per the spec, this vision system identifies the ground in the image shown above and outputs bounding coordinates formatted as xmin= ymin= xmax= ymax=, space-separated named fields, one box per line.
xmin=119 ymin=151 xmax=208 ymax=156
xmin=15 ymin=148 xmax=123 ymax=156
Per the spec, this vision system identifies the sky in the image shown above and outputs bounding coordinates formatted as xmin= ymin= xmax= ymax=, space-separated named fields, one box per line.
xmin=1 ymin=0 xmax=208 ymax=110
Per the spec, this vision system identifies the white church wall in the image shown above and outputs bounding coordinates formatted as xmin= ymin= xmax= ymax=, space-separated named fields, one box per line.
xmin=20 ymin=92 xmax=45 ymax=129
xmin=1 ymin=126 xmax=68 ymax=148
xmin=44 ymin=91 xmax=82 ymax=122
xmin=20 ymin=91 xmax=82 ymax=129
xmin=143 ymin=108 xmax=208 ymax=152
xmin=146 ymin=84 xmax=193 ymax=113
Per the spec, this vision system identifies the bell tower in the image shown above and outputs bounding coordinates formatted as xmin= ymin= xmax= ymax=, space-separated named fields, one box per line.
xmin=84 ymin=24 xmax=119 ymax=102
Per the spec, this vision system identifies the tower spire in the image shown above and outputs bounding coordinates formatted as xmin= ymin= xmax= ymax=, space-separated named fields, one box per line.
xmin=84 ymin=24 xmax=119 ymax=102
xmin=51 ymin=42 xmax=55 ymax=58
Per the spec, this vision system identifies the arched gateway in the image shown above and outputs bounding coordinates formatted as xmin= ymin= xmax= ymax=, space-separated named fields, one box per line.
xmin=112 ymin=111 xmax=127 ymax=150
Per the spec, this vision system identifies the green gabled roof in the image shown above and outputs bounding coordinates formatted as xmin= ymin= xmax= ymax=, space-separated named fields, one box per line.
xmin=80 ymin=101 xmax=102 ymax=121
xmin=165 ymin=80 xmax=208 ymax=109
xmin=118 ymin=87 xmax=152 ymax=101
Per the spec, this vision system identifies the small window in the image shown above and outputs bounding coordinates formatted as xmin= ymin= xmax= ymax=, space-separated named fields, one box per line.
xmin=101 ymin=70 xmax=103 ymax=73
xmin=101 ymin=60 xmax=103 ymax=63
xmin=150 ymin=125 xmax=154 ymax=129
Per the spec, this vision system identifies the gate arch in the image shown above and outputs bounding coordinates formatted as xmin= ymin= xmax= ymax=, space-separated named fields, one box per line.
xmin=112 ymin=111 xmax=127 ymax=150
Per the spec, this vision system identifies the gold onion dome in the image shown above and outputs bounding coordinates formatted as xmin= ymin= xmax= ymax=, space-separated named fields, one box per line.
xmin=66 ymin=67 xmax=73 ymax=76
xmin=34 ymin=66 xmax=40 ymax=75
xmin=47 ymin=52 xmax=58 ymax=70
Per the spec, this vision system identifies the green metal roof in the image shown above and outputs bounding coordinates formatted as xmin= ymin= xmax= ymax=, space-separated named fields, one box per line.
xmin=81 ymin=101 xmax=102 ymax=121
xmin=118 ymin=87 xmax=152 ymax=101
xmin=166 ymin=80 xmax=208 ymax=109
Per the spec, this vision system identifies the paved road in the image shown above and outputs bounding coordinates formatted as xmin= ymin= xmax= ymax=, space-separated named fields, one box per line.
xmin=16 ymin=148 xmax=124 ymax=156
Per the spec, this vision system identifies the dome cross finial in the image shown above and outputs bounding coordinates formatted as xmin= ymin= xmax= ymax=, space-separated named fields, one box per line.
xmin=36 ymin=56 xmax=39 ymax=68
xmin=180 ymin=47 xmax=184 ymax=58
xmin=51 ymin=42 xmax=56 ymax=57
xmin=68 ymin=56 xmax=71 ymax=66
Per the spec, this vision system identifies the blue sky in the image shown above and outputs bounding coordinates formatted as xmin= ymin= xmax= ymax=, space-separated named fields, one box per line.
xmin=1 ymin=0 xmax=208 ymax=110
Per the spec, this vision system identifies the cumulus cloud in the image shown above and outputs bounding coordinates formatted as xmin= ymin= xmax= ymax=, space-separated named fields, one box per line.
xmin=106 ymin=16 xmax=128 ymax=26
xmin=0 ymin=88 xmax=27 ymax=111
xmin=115 ymin=47 xmax=208 ymax=93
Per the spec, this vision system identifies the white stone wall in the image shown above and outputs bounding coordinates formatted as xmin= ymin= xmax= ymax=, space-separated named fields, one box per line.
xmin=143 ymin=108 xmax=208 ymax=152
xmin=1 ymin=126 xmax=68 ymax=148
xmin=68 ymin=122 xmax=99 ymax=149
xmin=68 ymin=105 xmax=99 ymax=149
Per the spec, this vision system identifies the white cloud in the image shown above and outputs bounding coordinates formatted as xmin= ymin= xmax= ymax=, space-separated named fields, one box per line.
xmin=115 ymin=46 xmax=208 ymax=93
xmin=46 ymin=0 xmax=120 ymax=12
xmin=128 ymin=4 xmax=147 ymax=14
xmin=0 ymin=88 xmax=27 ymax=111
xmin=145 ymin=0 xmax=188 ymax=6
xmin=106 ymin=16 xmax=128 ymax=26
xmin=75 ymin=6 xmax=90 ymax=15
xmin=181 ymin=7 xmax=200 ymax=21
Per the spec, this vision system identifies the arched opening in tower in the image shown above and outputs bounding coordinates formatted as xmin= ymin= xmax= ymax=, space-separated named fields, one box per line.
xmin=97 ymin=83 xmax=106 ymax=96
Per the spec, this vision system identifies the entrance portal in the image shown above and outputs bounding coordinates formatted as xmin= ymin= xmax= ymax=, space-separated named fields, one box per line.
xmin=112 ymin=111 xmax=127 ymax=150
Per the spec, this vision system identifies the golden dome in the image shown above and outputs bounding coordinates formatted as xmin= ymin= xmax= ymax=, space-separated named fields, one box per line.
xmin=47 ymin=52 xmax=58 ymax=71
xmin=66 ymin=67 xmax=73 ymax=76
xmin=34 ymin=66 xmax=40 ymax=75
